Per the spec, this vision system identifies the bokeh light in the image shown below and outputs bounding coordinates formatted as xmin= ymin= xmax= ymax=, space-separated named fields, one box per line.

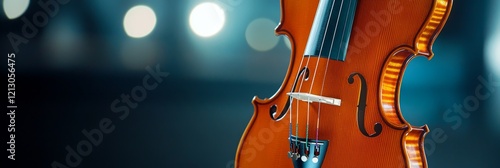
xmin=486 ymin=34 xmax=500 ymax=76
xmin=121 ymin=39 xmax=160 ymax=70
xmin=283 ymin=36 xmax=292 ymax=50
xmin=123 ymin=5 xmax=157 ymax=38
xmin=485 ymin=0 xmax=500 ymax=133
xmin=245 ymin=18 xmax=279 ymax=52
xmin=486 ymin=0 xmax=500 ymax=77
xmin=189 ymin=2 xmax=225 ymax=37
xmin=41 ymin=14 xmax=84 ymax=68
xmin=3 ymin=0 xmax=30 ymax=19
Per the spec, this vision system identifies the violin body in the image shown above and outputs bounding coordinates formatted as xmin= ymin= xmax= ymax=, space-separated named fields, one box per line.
xmin=236 ymin=0 xmax=452 ymax=167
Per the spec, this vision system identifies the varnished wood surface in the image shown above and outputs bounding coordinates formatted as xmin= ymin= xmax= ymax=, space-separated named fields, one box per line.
xmin=235 ymin=0 xmax=453 ymax=167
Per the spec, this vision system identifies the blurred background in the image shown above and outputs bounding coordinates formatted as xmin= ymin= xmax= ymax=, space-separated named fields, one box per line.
xmin=1 ymin=0 xmax=499 ymax=167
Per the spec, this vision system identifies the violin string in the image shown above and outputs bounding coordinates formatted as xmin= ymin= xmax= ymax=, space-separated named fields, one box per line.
xmin=293 ymin=0 xmax=331 ymax=146
xmin=286 ymin=36 xmax=301 ymax=147
xmin=289 ymin=96 xmax=293 ymax=145
xmin=314 ymin=0 xmax=347 ymax=147
xmin=317 ymin=0 xmax=352 ymax=146
xmin=334 ymin=0 xmax=352 ymax=61
xmin=295 ymin=66 xmax=312 ymax=145
xmin=304 ymin=0 xmax=337 ymax=149
xmin=286 ymin=0 xmax=323 ymax=144
xmin=294 ymin=45 xmax=316 ymax=146
xmin=290 ymin=46 xmax=307 ymax=146
xmin=289 ymin=33 xmax=313 ymax=146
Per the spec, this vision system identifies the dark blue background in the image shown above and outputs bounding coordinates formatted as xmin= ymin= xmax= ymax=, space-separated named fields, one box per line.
xmin=1 ymin=0 xmax=499 ymax=167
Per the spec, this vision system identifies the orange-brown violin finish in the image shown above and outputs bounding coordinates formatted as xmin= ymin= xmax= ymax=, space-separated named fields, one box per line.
xmin=236 ymin=0 xmax=453 ymax=167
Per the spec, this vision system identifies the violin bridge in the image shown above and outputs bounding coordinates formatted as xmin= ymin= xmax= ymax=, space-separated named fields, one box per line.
xmin=287 ymin=92 xmax=341 ymax=106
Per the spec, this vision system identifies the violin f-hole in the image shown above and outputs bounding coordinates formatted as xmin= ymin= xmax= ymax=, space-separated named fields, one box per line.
xmin=269 ymin=67 xmax=310 ymax=121
xmin=348 ymin=72 xmax=382 ymax=137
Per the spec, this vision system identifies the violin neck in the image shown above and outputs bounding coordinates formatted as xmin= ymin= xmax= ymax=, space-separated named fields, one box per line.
xmin=304 ymin=0 xmax=358 ymax=61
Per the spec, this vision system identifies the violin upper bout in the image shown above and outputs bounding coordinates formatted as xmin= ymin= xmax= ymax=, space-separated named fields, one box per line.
xmin=414 ymin=0 xmax=453 ymax=58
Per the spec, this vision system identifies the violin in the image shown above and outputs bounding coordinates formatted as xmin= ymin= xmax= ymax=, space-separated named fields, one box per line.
xmin=235 ymin=0 xmax=453 ymax=167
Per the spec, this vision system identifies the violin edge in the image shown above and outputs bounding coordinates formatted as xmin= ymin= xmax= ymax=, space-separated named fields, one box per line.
xmin=377 ymin=0 xmax=453 ymax=134
xmin=378 ymin=0 xmax=453 ymax=167
xmin=415 ymin=0 xmax=454 ymax=58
